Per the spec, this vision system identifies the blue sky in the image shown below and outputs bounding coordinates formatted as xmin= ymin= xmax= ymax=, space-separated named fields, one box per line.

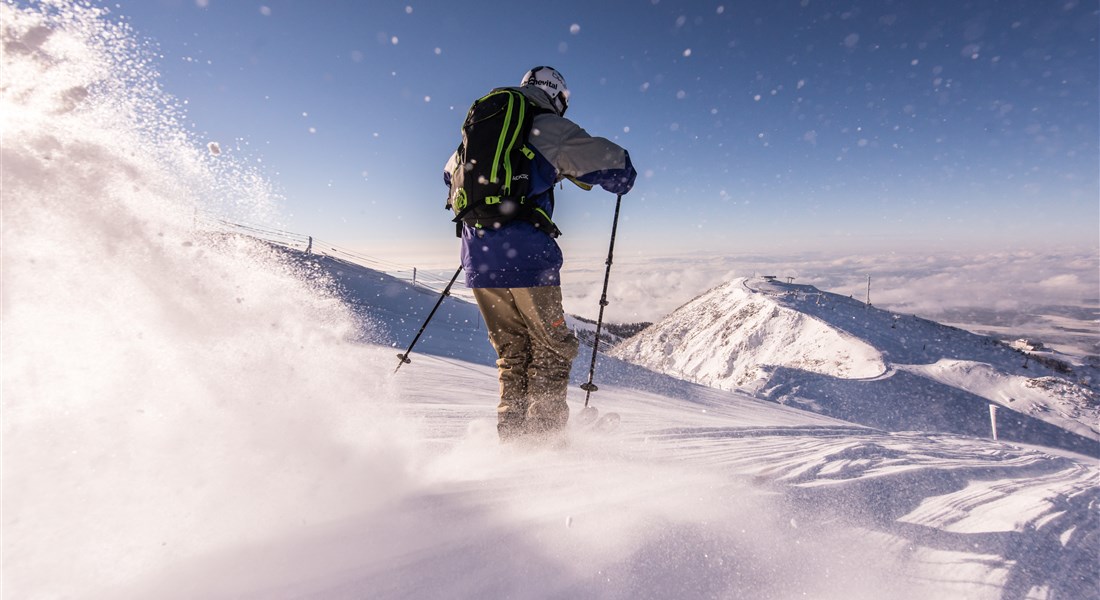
xmin=110 ymin=0 xmax=1099 ymax=261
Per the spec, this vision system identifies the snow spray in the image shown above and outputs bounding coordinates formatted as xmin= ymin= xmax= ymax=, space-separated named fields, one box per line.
xmin=2 ymin=2 xmax=417 ymax=596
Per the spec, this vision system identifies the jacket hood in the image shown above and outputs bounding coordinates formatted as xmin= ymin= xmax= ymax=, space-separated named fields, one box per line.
xmin=507 ymin=85 xmax=559 ymax=114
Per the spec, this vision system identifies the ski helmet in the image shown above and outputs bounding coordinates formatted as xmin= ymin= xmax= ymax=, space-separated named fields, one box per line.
xmin=520 ymin=66 xmax=569 ymax=116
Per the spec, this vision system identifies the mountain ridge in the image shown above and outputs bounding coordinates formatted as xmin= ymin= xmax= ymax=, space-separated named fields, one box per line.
xmin=611 ymin=277 xmax=1099 ymax=457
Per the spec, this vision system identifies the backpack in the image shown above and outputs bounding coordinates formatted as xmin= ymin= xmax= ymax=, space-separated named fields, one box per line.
xmin=446 ymin=88 xmax=561 ymax=237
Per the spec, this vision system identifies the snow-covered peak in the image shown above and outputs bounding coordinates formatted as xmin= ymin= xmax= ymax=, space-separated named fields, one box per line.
xmin=611 ymin=278 xmax=886 ymax=389
xmin=612 ymin=276 xmax=1099 ymax=453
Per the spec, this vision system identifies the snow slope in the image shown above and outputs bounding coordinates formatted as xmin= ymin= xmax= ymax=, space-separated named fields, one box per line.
xmin=3 ymin=2 xmax=1098 ymax=599
xmin=117 ymin=345 xmax=1100 ymax=600
xmin=612 ymin=277 xmax=1100 ymax=456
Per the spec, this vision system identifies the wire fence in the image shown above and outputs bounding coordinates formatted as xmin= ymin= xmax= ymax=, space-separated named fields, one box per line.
xmin=216 ymin=220 xmax=473 ymax=300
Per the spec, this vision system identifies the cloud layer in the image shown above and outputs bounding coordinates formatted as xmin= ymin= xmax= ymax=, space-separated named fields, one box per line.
xmin=561 ymin=248 xmax=1099 ymax=356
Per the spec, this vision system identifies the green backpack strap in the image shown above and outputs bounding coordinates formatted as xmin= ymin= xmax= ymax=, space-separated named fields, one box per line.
xmin=448 ymin=88 xmax=561 ymax=238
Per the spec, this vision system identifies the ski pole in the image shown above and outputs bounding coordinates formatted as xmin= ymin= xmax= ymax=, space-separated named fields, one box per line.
xmin=580 ymin=194 xmax=623 ymax=407
xmin=395 ymin=265 xmax=462 ymax=373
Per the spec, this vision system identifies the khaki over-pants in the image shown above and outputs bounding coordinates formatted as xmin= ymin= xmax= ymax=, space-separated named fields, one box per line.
xmin=472 ymin=286 xmax=580 ymax=441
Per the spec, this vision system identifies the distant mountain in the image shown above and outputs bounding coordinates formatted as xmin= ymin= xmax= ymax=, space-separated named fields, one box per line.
xmin=611 ymin=277 xmax=1100 ymax=457
xmin=568 ymin=314 xmax=651 ymax=350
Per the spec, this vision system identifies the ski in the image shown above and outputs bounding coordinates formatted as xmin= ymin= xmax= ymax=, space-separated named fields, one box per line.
xmin=574 ymin=407 xmax=620 ymax=434
xmin=592 ymin=412 xmax=620 ymax=433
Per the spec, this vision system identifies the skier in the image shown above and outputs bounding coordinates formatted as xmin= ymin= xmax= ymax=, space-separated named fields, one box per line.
xmin=443 ymin=66 xmax=636 ymax=444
